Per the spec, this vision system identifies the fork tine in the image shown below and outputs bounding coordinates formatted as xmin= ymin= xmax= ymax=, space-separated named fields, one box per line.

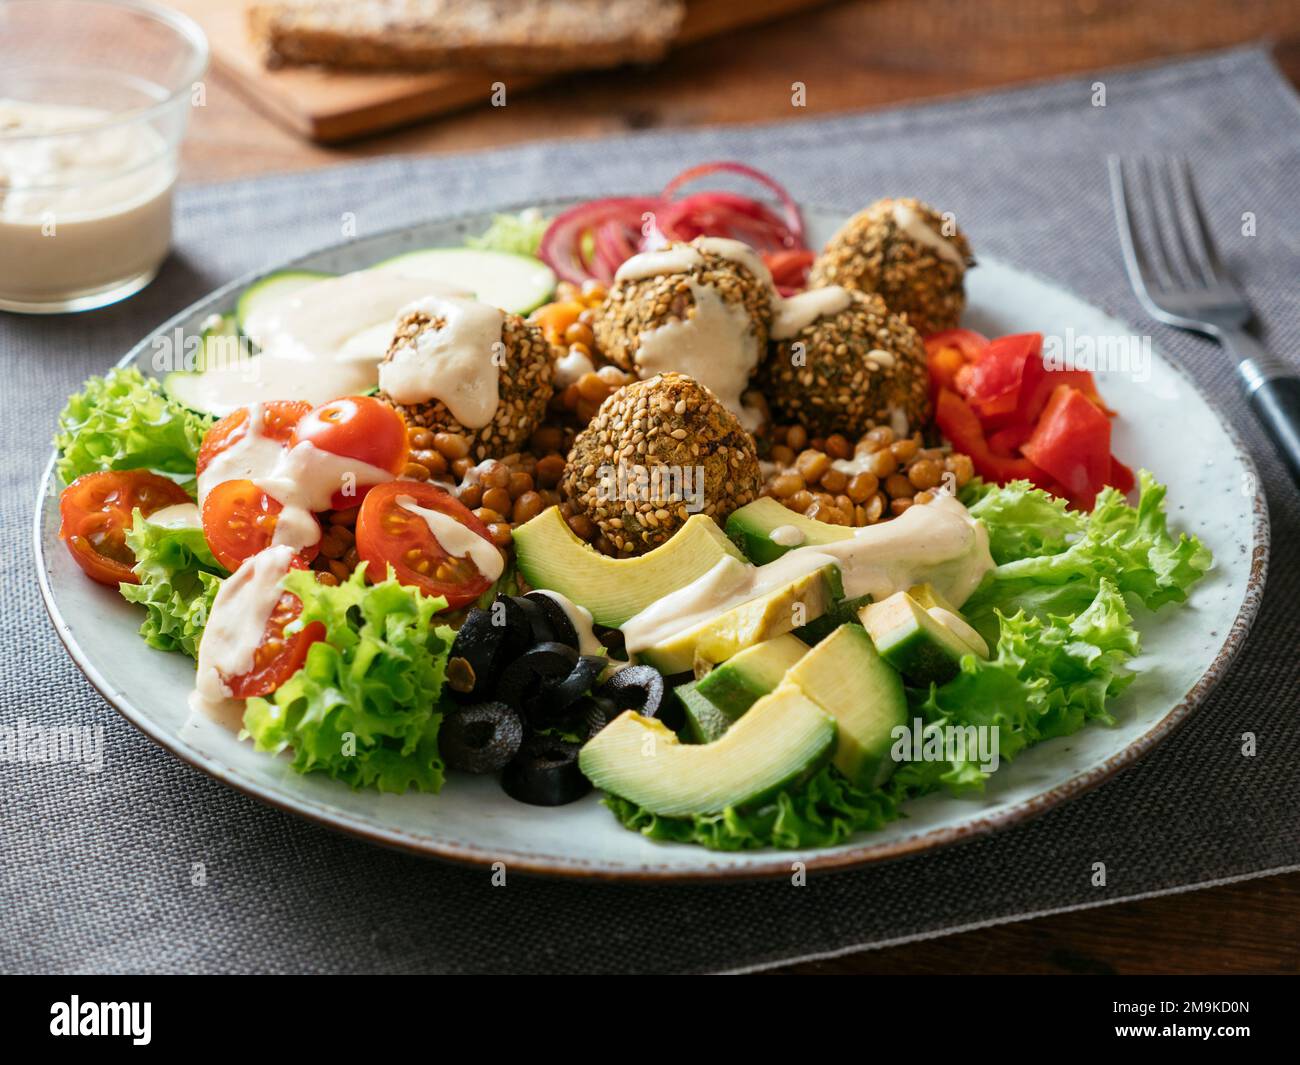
xmin=1173 ymin=159 xmax=1225 ymax=286
xmin=1153 ymin=157 xmax=1209 ymax=289
xmin=1136 ymin=157 xmax=1182 ymax=290
xmin=1108 ymin=156 xmax=1157 ymax=295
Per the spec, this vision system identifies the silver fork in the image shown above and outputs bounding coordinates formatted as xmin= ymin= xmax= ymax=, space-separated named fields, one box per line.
xmin=1109 ymin=156 xmax=1300 ymax=487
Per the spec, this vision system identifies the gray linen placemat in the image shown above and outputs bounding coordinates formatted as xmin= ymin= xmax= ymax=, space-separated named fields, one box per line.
xmin=2 ymin=46 xmax=1297 ymax=975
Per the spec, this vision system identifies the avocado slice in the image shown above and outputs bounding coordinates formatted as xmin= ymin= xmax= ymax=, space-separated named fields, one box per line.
xmin=512 ymin=507 xmax=744 ymax=627
xmin=907 ymin=583 xmax=990 ymax=657
xmin=696 ymin=633 xmax=808 ymax=719
xmin=638 ymin=564 xmax=840 ymax=675
xmin=675 ymin=681 xmax=734 ymax=745
xmin=725 ymin=496 xmax=854 ymax=564
xmin=860 ymin=590 xmax=985 ymax=685
xmin=579 ymin=685 xmax=835 ymax=817
xmin=783 ymin=624 xmax=907 ymax=788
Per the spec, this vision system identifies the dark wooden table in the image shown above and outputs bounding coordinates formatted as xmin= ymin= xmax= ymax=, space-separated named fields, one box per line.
xmin=177 ymin=0 xmax=1300 ymax=974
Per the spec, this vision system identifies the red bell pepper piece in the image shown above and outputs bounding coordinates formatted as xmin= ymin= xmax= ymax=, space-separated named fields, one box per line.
xmin=934 ymin=388 xmax=1049 ymax=486
xmin=1021 ymin=385 xmax=1113 ymax=508
xmin=963 ymin=333 xmax=1043 ymax=425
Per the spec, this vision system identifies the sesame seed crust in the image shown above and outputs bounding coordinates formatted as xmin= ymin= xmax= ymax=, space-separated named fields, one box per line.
xmin=561 ymin=372 xmax=762 ymax=555
xmin=592 ymin=245 xmax=774 ymax=374
xmin=759 ymin=288 xmax=930 ymax=437
xmin=808 ymin=197 xmax=973 ymax=337
xmin=379 ymin=309 xmax=554 ymax=461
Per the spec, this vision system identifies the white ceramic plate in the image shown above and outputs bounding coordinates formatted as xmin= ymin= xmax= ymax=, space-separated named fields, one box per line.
xmin=35 ymin=205 xmax=1270 ymax=879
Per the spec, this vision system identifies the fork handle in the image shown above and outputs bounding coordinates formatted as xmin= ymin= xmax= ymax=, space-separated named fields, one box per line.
xmin=1227 ymin=331 xmax=1300 ymax=487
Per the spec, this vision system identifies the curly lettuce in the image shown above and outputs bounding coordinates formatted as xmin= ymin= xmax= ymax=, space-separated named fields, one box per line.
xmin=118 ymin=509 xmax=224 ymax=660
xmin=243 ymin=566 xmax=454 ymax=794
xmin=466 ymin=208 xmax=548 ymax=257
xmin=55 ymin=367 xmax=211 ymax=490
xmin=607 ymin=475 xmax=1209 ymax=851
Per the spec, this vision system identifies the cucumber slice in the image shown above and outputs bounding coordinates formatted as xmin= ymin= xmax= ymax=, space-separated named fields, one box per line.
xmin=235 ymin=270 xmax=331 ymax=334
xmin=370 ymin=247 xmax=555 ymax=315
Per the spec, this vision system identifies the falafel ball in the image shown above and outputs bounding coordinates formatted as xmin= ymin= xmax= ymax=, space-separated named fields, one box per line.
xmin=593 ymin=237 xmax=774 ymax=377
xmin=808 ymin=197 xmax=973 ymax=336
xmin=562 ymin=372 xmax=762 ymax=555
xmin=760 ymin=286 xmax=930 ymax=437
xmin=379 ymin=305 xmax=553 ymax=461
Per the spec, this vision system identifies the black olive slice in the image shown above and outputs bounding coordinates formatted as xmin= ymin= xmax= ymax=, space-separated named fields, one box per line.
xmin=527 ymin=654 xmax=607 ymax=724
xmin=595 ymin=664 xmax=666 ymax=718
xmin=447 ymin=607 xmax=506 ymax=700
xmin=523 ymin=591 xmax=579 ymax=650
xmin=574 ymin=694 xmax=620 ymax=740
xmin=439 ymin=702 xmax=524 ymax=774
xmin=506 ymin=594 xmax=557 ymax=647
xmin=496 ymin=641 xmax=580 ymax=710
xmin=501 ymin=735 xmax=592 ymax=806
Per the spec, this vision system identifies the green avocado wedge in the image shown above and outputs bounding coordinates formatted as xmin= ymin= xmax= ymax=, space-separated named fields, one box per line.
xmin=638 ymin=564 xmax=840 ymax=675
xmin=783 ymin=624 xmax=908 ymax=788
xmin=512 ymin=506 xmax=744 ymax=628
xmin=579 ymin=686 xmax=834 ymax=817
xmin=725 ymin=496 xmax=854 ymax=564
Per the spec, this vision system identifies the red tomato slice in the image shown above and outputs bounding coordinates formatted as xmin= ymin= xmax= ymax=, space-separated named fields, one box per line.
xmin=201 ymin=478 xmax=319 ymax=572
xmin=355 ymin=481 xmax=498 ymax=610
xmin=934 ymin=388 xmax=1049 ymax=487
xmin=224 ymin=558 xmax=325 ymax=698
xmin=197 ymin=400 xmax=311 ymax=478
xmin=59 ymin=470 xmax=191 ymax=586
xmin=1022 ymin=385 xmax=1114 ymax=508
xmin=291 ymin=396 xmax=407 ymax=509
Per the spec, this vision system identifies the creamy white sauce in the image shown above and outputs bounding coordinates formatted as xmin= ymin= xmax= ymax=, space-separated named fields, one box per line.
xmin=614 ymin=245 xmax=704 ymax=282
xmin=891 ymin=202 xmax=965 ymax=269
xmin=771 ymin=285 xmax=852 ymax=339
xmin=198 ymin=403 xmax=394 ymax=554
xmin=185 ymin=272 xmax=464 ymax=416
xmin=634 ymin=278 xmax=764 ymax=431
xmin=145 ymin=502 xmax=202 ymax=530
xmin=769 ymin=524 xmax=806 ymax=548
xmin=529 ymin=590 xmax=605 ymax=657
xmin=929 ymin=606 xmax=989 ymax=658
xmin=693 ymin=236 xmax=774 ymax=286
xmin=378 ymin=295 xmax=506 ymax=428
xmin=621 ymin=495 xmax=993 ymax=652
xmin=397 ymin=495 xmax=505 ymax=582
xmin=194 ymin=544 xmax=298 ymax=704
xmin=553 ymin=347 xmax=595 ymax=389
xmin=0 ymin=99 xmax=174 ymax=304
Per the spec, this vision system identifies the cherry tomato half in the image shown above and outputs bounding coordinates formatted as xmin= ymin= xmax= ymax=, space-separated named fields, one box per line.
xmin=59 ymin=470 xmax=191 ymax=586
xmin=355 ymin=481 xmax=498 ymax=610
xmin=197 ymin=400 xmax=312 ymax=478
xmin=291 ymin=396 xmax=409 ymax=509
xmin=201 ymin=478 xmax=320 ymax=573
xmin=224 ymin=559 xmax=326 ymax=699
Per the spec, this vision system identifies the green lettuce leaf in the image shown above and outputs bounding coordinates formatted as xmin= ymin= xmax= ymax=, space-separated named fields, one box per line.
xmin=606 ymin=765 xmax=900 ymax=852
xmin=55 ymin=367 xmax=212 ymax=489
xmin=604 ymin=475 xmax=1208 ymax=850
xmin=118 ymin=508 xmax=225 ymax=659
xmin=964 ymin=470 xmax=1213 ymax=637
xmin=243 ymin=565 xmax=455 ymax=794
xmin=466 ymin=209 xmax=548 ymax=257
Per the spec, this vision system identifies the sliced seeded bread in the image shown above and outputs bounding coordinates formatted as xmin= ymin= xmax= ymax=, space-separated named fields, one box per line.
xmin=248 ymin=0 xmax=687 ymax=72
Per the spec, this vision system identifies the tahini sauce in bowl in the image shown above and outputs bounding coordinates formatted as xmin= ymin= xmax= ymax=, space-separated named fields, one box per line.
xmin=0 ymin=99 xmax=175 ymax=311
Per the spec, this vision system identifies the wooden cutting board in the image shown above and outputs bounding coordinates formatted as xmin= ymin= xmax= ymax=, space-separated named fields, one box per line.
xmin=168 ymin=0 xmax=829 ymax=144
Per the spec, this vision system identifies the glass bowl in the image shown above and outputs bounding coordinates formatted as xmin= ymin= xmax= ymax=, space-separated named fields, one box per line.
xmin=0 ymin=0 xmax=208 ymax=313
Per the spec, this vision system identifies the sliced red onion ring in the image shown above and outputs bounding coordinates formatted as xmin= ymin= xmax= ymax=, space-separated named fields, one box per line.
xmin=537 ymin=162 xmax=807 ymax=286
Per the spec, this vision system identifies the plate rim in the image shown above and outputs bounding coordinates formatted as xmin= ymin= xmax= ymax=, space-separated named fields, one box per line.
xmin=34 ymin=199 xmax=1273 ymax=881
